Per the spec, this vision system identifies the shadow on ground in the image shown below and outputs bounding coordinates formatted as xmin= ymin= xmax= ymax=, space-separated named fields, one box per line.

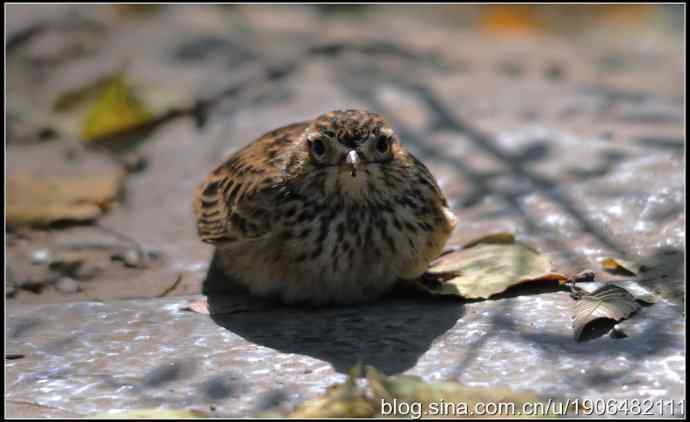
xmin=204 ymin=250 xmax=464 ymax=375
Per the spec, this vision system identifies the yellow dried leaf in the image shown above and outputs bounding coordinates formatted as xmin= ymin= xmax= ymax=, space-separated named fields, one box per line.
xmin=480 ymin=6 xmax=541 ymax=36
xmin=421 ymin=234 xmax=567 ymax=299
xmin=81 ymin=76 xmax=153 ymax=141
xmin=6 ymin=171 xmax=123 ymax=227
xmin=600 ymin=257 xmax=641 ymax=275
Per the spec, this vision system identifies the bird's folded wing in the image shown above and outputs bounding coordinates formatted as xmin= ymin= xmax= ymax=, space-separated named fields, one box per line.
xmin=194 ymin=178 xmax=261 ymax=243
xmin=193 ymin=123 xmax=310 ymax=244
xmin=193 ymin=122 xmax=309 ymax=244
xmin=193 ymin=161 xmax=281 ymax=244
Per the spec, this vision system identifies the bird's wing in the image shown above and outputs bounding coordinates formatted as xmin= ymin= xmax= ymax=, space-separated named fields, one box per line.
xmin=407 ymin=153 xmax=448 ymax=207
xmin=193 ymin=122 xmax=308 ymax=244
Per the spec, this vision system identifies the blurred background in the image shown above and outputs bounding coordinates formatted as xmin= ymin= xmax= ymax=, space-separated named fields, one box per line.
xmin=5 ymin=4 xmax=686 ymax=419
xmin=6 ymin=3 xmax=684 ymax=304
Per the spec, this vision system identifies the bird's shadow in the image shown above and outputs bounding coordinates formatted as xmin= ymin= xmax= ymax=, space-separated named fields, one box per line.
xmin=204 ymin=250 xmax=464 ymax=375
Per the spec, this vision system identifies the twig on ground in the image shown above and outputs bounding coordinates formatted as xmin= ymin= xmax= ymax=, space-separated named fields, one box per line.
xmin=157 ymin=273 xmax=184 ymax=298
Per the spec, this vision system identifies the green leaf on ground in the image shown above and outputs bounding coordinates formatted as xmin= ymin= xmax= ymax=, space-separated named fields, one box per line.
xmin=81 ymin=75 xmax=154 ymax=141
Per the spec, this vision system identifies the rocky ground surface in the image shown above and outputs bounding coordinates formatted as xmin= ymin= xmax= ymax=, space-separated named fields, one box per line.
xmin=6 ymin=4 xmax=685 ymax=418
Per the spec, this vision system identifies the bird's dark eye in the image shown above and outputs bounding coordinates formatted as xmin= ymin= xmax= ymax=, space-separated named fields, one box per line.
xmin=311 ymin=138 xmax=326 ymax=157
xmin=376 ymin=136 xmax=390 ymax=153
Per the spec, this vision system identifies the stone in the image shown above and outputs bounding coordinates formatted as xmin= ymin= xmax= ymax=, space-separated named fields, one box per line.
xmin=31 ymin=249 xmax=52 ymax=265
xmin=123 ymin=249 xmax=143 ymax=268
xmin=55 ymin=277 xmax=80 ymax=294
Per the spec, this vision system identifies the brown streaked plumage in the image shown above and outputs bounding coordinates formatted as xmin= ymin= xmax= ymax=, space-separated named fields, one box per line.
xmin=193 ymin=109 xmax=457 ymax=306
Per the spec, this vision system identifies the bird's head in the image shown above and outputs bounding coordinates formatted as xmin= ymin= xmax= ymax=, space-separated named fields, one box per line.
xmin=301 ymin=110 xmax=402 ymax=178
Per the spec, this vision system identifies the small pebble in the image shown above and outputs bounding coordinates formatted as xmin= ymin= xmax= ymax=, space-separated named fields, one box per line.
xmin=31 ymin=249 xmax=52 ymax=265
xmin=56 ymin=277 xmax=80 ymax=294
xmin=123 ymin=249 xmax=143 ymax=268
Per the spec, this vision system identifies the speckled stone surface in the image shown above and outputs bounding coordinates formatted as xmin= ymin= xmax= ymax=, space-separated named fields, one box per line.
xmin=6 ymin=4 xmax=685 ymax=418
xmin=6 ymin=288 xmax=685 ymax=417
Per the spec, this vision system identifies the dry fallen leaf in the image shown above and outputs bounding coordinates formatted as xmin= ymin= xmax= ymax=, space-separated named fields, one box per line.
xmin=420 ymin=233 xmax=567 ymax=299
xmin=461 ymin=232 xmax=517 ymax=248
xmin=573 ymin=284 xmax=641 ymax=341
xmin=6 ymin=171 xmax=124 ymax=227
xmin=600 ymin=257 xmax=643 ymax=275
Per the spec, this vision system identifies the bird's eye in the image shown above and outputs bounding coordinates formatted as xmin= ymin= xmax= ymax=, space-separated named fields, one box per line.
xmin=376 ymin=135 xmax=390 ymax=154
xmin=311 ymin=138 xmax=326 ymax=157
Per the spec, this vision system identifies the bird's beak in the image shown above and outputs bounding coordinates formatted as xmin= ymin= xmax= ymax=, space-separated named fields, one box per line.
xmin=346 ymin=150 xmax=359 ymax=177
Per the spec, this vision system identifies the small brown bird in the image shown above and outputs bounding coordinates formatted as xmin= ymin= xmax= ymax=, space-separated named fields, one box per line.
xmin=193 ymin=110 xmax=457 ymax=306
